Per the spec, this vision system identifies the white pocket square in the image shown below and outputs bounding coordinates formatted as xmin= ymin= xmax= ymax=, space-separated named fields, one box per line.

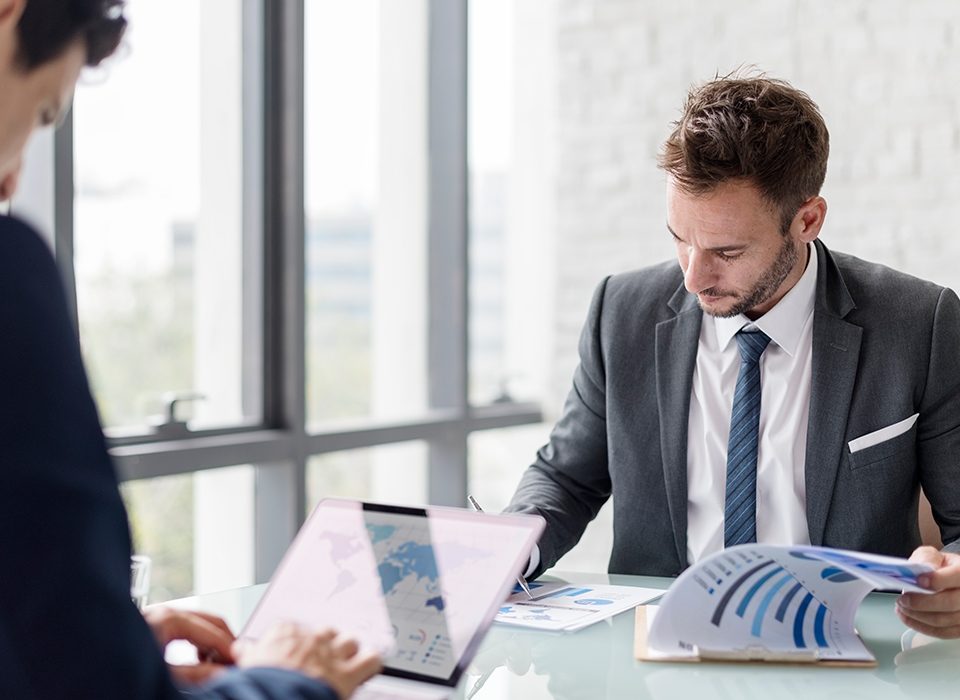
xmin=848 ymin=413 xmax=919 ymax=454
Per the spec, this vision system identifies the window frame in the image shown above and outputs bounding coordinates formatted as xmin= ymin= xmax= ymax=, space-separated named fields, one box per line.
xmin=17 ymin=0 xmax=542 ymax=582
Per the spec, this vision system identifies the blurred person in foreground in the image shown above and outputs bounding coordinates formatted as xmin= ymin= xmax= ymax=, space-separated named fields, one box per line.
xmin=0 ymin=0 xmax=380 ymax=697
xmin=506 ymin=71 xmax=960 ymax=639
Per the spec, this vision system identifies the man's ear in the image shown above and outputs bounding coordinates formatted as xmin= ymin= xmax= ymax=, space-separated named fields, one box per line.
xmin=0 ymin=0 xmax=25 ymax=68
xmin=0 ymin=0 xmax=25 ymax=34
xmin=0 ymin=0 xmax=25 ymax=28
xmin=794 ymin=196 xmax=827 ymax=244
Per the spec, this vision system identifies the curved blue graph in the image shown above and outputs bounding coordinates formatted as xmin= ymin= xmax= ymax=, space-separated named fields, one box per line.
xmin=750 ymin=572 xmax=794 ymax=637
xmin=710 ymin=560 xmax=776 ymax=626
xmin=706 ymin=558 xmax=834 ymax=650
xmin=813 ymin=604 xmax=829 ymax=647
xmin=793 ymin=593 xmax=814 ymax=648
xmin=792 ymin=593 xmax=830 ymax=649
xmin=735 ymin=567 xmax=784 ymax=618
xmin=775 ymin=581 xmax=804 ymax=622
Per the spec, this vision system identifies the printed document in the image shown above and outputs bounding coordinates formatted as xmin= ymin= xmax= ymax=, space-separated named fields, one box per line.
xmin=646 ymin=544 xmax=933 ymax=663
xmin=496 ymin=581 xmax=661 ymax=632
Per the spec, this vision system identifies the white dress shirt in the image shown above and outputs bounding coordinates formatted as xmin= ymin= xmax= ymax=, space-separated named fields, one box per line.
xmin=686 ymin=242 xmax=818 ymax=564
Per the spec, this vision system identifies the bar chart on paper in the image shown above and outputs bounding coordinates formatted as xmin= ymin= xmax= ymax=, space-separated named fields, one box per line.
xmin=646 ymin=545 xmax=934 ymax=663
xmin=700 ymin=553 xmax=849 ymax=654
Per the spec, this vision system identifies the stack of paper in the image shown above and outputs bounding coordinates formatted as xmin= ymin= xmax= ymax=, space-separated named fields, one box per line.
xmin=495 ymin=581 xmax=662 ymax=632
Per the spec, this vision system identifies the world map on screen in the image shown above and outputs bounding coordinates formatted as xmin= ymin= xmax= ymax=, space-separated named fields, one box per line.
xmin=317 ymin=522 xmax=491 ymax=621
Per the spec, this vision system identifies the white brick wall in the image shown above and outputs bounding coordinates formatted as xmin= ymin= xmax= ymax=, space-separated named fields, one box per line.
xmin=536 ymin=0 xmax=960 ymax=572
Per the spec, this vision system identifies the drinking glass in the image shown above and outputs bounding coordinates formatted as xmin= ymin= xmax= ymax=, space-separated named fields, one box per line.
xmin=130 ymin=554 xmax=152 ymax=610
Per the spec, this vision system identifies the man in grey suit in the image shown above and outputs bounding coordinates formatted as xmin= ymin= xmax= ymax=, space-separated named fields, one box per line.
xmin=507 ymin=74 xmax=960 ymax=639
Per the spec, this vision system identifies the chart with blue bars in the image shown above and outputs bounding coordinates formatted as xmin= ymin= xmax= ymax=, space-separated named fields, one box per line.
xmin=645 ymin=543 xmax=934 ymax=662
xmin=698 ymin=550 xmax=842 ymax=652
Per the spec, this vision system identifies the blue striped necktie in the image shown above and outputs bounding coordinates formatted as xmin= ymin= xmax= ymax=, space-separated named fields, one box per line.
xmin=724 ymin=328 xmax=772 ymax=547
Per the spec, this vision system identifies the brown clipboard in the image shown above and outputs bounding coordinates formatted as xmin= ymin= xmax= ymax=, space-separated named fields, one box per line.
xmin=633 ymin=606 xmax=877 ymax=668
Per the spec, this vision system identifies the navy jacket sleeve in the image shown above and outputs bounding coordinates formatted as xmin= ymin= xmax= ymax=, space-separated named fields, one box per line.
xmin=189 ymin=669 xmax=340 ymax=700
xmin=0 ymin=216 xmax=336 ymax=700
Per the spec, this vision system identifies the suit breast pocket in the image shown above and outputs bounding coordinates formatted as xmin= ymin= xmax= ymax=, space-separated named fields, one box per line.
xmin=847 ymin=421 xmax=917 ymax=471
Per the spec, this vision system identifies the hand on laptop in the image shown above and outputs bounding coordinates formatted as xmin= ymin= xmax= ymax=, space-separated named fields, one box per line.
xmin=234 ymin=622 xmax=382 ymax=698
xmin=896 ymin=546 xmax=960 ymax=639
xmin=142 ymin=607 xmax=236 ymax=684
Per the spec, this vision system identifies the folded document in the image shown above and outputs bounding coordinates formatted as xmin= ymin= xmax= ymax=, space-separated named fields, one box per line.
xmin=637 ymin=544 xmax=934 ymax=665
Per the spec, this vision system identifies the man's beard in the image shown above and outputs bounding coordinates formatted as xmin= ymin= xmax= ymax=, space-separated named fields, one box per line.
xmin=700 ymin=236 xmax=801 ymax=318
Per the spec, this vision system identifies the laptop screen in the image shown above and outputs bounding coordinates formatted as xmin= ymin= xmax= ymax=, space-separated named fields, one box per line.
xmin=241 ymin=499 xmax=544 ymax=687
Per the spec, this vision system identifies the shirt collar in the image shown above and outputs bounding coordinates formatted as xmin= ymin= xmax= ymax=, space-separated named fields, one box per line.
xmin=712 ymin=242 xmax=818 ymax=357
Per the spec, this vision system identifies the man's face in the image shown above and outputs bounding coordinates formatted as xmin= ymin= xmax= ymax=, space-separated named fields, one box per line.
xmin=0 ymin=29 xmax=85 ymax=201
xmin=666 ymin=179 xmax=810 ymax=320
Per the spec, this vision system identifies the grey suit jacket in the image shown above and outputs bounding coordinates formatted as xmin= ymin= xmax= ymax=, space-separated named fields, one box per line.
xmin=507 ymin=240 xmax=960 ymax=577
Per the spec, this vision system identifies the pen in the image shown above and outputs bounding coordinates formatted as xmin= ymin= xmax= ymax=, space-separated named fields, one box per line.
xmin=467 ymin=494 xmax=535 ymax=599
xmin=466 ymin=668 xmax=494 ymax=700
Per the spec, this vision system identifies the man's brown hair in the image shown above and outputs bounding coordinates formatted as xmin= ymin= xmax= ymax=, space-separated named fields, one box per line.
xmin=658 ymin=72 xmax=829 ymax=233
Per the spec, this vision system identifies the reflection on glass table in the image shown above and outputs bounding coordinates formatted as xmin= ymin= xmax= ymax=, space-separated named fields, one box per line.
xmin=894 ymin=628 xmax=960 ymax=696
xmin=168 ymin=571 xmax=957 ymax=700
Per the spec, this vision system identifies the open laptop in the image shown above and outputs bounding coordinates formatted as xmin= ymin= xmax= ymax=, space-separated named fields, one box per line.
xmin=240 ymin=498 xmax=545 ymax=699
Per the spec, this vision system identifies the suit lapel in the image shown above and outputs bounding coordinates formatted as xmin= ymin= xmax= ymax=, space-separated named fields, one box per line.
xmin=655 ymin=285 xmax=702 ymax=568
xmin=804 ymin=241 xmax=863 ymax=545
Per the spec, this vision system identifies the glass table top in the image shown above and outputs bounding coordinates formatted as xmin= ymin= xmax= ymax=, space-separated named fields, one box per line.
xmin=167 ymin=570 xmax=960 ymax=699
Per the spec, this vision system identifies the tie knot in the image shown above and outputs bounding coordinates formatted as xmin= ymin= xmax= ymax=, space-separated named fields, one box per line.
xmin=735 ymin=329 xmax=771 ymax=364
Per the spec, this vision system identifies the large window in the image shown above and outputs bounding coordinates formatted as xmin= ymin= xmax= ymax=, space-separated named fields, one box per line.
xmin=304 ymin=0 xmax=427 ymax=425
xmin=71 ymin=0 xmax=261 ymax=598
xmin=13 ymin=0 xmax=542 ymax=604
xmin=73 ymin=0 xmax=260 ymax=433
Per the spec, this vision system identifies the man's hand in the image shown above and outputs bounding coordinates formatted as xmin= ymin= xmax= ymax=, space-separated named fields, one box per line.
xmin=896 ymin=546 xmax=960 ymax=638
xmin=234 ymin=623 xmax=381 ymax=699
xmin=143 ymin=607 xmax=237 ymax=684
